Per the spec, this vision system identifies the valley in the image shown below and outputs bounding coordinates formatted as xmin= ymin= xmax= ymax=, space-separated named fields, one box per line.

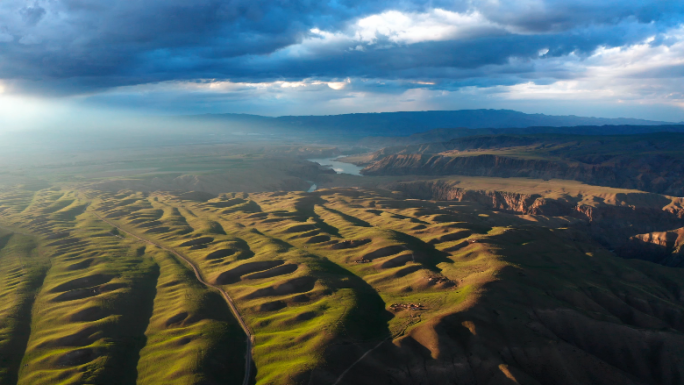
xmin=1 ymin=176 xmax=684 ymax=383
xmin=1 ymin=128 xmax=684 ymax=384
xmin=4 ymin=0 xmax=684 ymax=381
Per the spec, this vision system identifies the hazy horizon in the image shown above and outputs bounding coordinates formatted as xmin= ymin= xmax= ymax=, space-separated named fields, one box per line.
xmin=1 ymin=107 xmax=683 ymax=134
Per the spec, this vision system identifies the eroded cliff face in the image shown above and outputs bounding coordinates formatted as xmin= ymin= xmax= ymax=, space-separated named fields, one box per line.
xmin=363 ymin=153 xmax=684 ymax=196
xmin=620 ymin=228 xmax=684 ymax=267
xmin=390 ymin=180 xmax=684 ymax=266
xmin=393 ymin=180 xmax=573 ymax=216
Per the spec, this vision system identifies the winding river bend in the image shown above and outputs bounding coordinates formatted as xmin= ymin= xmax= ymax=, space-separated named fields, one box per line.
xmin=307 ymin=156 xmax=363 ymax=192
xmin=308 ymin=156 xmax=364 ymax=176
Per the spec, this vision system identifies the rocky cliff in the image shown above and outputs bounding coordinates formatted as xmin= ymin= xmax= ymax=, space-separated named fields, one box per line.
xmin=620 ymin=228 xmax=684 ymax=267
xmin=364 ymin=153 xmax=684 ymax=196
xmin=390 ymin=180 xmax=684 ymax=266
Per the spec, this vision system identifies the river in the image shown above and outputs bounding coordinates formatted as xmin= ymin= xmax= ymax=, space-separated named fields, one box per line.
xmin=306 ymin=156 xmax=363 ymax=192
xmin=307 ymin=156 xmax=364 ymax=176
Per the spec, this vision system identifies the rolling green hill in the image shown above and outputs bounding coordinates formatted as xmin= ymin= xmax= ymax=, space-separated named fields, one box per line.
xmin=0 ymin=182 xmax=683 ymax=384
xmin=1 ymin=136 xmax=683 ymax=385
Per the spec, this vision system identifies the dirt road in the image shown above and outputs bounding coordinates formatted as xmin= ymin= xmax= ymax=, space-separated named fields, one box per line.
xmin=92 ymin=211 xmax=254 ymax=385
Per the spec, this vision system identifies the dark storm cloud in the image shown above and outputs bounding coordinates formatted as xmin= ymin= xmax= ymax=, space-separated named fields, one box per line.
xmin=0 ymin=0 xmax=683 ymax=95
xmin=191 ymin=19 xmax=665 ymax=85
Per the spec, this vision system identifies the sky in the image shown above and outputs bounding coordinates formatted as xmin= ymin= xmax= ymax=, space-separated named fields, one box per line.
xmin=1 ymin=0 xmax=684 ymax=130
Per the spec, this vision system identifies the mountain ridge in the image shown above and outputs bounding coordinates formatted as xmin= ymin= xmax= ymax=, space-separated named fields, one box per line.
xmin=191 ymin=109 xmax=678 ymax=137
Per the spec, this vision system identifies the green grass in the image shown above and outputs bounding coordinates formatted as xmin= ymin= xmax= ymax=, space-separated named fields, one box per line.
xmin=136 ymin=248 xmax=245 ymax=384
xmin=0 ymin=187 xmax=250 ymax=385
xmin=2 ymin=178 xmax=684 ymax=384
xmin=0 ymin=232 xmax=48 ymax=385
xmin=89 ymin=188 xmax=500 ymax=383
xmin=17 ymin=216 xmax=159 ymax=385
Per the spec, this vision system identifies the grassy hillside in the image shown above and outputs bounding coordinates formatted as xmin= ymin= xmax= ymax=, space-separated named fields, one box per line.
xmin=0 ymin=180 xmax=683 ymax=384
xmin=0 ymin=231 xmax=48 ymax=385
xmin=0 ymin=188 xmax=247 ymax=385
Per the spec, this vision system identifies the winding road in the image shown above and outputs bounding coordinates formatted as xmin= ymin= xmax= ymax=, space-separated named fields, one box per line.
xmin=92 ymin=211 xmax=254 ymax=385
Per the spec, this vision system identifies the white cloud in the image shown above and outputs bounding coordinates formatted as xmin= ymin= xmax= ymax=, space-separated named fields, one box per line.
xmin=499 ymin=27 xmax=684 ymax=109
xmin=326 ymin=78 xmax=350 ymax=90
xmin=288 ymin=8 xmax=507 ymax=57
xmin=0 ymin=32 xmax=13 ymax=42
xmin=106 ymin=78 xmax=353 ymax=96
xmin=353 ymin=9 xmax=502 ymax=45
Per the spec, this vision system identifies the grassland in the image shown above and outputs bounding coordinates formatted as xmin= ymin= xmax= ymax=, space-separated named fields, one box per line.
xmin=1 ymin=176 xmax=683 ymax=384
xmin=0 ymin=188 xmax=247 ymax=385
xmin=0 ymin=231 xmax=48 ymax=385
xmin=1 ymin=185 xmax=493 ymax=383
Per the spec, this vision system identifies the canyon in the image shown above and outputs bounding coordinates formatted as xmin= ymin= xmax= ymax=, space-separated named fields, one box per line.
xmin=360 ymin=133 xmax=684 ymax=196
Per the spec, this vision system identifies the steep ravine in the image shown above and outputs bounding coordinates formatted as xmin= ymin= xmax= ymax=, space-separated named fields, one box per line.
xmin=390 ymin=180 xmax=684 ymax=266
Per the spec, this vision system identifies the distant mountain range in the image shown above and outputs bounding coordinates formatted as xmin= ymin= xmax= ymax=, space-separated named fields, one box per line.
xmin=192 ymin=109 xmax=682 ymax=138
xmin=360 ymin=125 xmax=684 ymax=147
